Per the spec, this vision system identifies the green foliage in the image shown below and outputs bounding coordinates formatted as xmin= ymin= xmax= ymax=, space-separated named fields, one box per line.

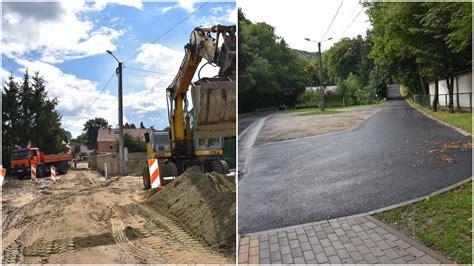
xmin=83 ymin=117 xmax=110 ymax=149
xmin=2 ymin=70 xmax=68 ymax=169
xmin=124 ymin=122 xmax=136 ymax=129
xmin=122 ymin=133 xmax=146 ymax=153
xmin=238 ymin=8 xmax=310 ymax=112
xmin=296 ymin=89 xmax=323 ymax=107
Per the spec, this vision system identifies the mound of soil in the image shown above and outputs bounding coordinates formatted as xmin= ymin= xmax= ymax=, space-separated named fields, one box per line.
xmin=146 ymin=167 xmax=235 ymax=255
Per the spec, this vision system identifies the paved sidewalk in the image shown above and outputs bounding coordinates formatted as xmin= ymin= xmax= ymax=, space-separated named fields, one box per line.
xmin=239 ymin=215 xmax=451 ymax=264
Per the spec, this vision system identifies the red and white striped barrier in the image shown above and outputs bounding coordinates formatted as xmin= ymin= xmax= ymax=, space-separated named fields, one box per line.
xmin=1 ymin=165 xmax=6 ymax=185
xmin=148 ymin=159 xmax=161 ymax=189
xmin=31 ymin=164 xmax=37 ymax=183
xmin=50 ymin=166 xmax=56 ymax=182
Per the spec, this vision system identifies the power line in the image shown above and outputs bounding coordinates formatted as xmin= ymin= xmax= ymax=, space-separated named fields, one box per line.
xmin=321 ymin=0 xmax=344 ymax=41
xmin=125 ymin=66 xmax=175 ymax=76
xmin=339 ymin=6 xmax=364 ymax=39
xmin=124 ymin=1 xmax=210 ymax=63
xmin=123 ymin=72 xmax=174 ymax=81
xmin=77 ymin=71 xmax=116 ymax=121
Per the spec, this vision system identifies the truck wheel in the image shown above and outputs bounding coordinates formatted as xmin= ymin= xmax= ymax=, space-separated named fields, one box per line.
xmin=142 ymin=166 xmax=151 ymax=190
xmin=17 ymin=173 xmax=25 ymax=180
xmin=209 ymin=160 xmax=225 ymax=174
xmin=219 ymin=160 xmax=230 ymax=174
xmin=37 ymin=165 xmax=44 ymax=178
xmin=159 ymin=161 xmax=178 ymax=186
xmin=59 ymin=162 xmax=68 ymax=175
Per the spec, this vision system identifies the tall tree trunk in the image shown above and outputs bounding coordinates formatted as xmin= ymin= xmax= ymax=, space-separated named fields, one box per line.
xmin=432 ymin=80 xmax=438 ymax=112
xmin=418 ymin=64 xmax=427 ymax=95
xmin=446 ymin=75 xmax=455 ymax=113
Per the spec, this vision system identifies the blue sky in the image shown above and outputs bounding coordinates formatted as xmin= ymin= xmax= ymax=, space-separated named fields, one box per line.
xmin=2 ymin=0 xmax=236 ymax=137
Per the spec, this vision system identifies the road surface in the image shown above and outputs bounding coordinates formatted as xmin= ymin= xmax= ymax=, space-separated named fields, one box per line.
xmin=238 ymin=85 xmax=471 ymax=234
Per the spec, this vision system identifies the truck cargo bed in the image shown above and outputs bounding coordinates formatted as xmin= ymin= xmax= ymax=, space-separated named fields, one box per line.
xmin=43 ymin=153 xmax=72 ymax=164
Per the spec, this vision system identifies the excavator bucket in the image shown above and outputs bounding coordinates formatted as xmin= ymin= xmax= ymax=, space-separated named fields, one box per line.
xmin=191 ymin=79 xmax=236 ymax=138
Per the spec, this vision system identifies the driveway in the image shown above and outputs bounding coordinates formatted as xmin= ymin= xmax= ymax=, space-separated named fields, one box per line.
xmin=238 ymin=85 xmax=471 ymax=234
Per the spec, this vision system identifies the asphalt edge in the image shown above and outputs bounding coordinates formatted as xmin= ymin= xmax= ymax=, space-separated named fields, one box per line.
xmin=366 ymin=215 xmax=453 ymax=264
xmin=241 ymin=176 xmax=472 ymax=237
xmin=404 ymin=97 xmax=471 ymax=137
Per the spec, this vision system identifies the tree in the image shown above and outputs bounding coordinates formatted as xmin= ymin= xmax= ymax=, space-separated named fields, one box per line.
xmin=122 ymin=133 xmax=146 ymax=153
xmin=139 ymin=121 xmax=145 ymax=129
xmin=124 ymin=122 xmax=136 ymax=129
xmin=83 ymin=117 xmax=110 ymax=149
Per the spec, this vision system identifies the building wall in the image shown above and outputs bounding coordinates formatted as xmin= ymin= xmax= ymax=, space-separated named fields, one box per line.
xmin=97 ymin=141 xmax=117 ymax=153
xmin=92 ymin=152 xmax=147 ymax=176
xmin=429 ymin=71 xmax=472 ymax=109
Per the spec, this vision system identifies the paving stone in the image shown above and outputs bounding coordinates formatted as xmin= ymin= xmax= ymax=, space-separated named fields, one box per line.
xmin=260 ymin=241 xmax=269 ymax=250
xmin=329 ymin=221 xmax=341 ymax=229
xmin=268 ymin=232 xmax=277 ymax=237
xmin=339 ymin=235 xmax=350 ymax=244
xmin=296 ymin=227 xmax=305 ymax=235
xmin=362 ymin=238 xmax=377 ymax=248
xmin=352 ymin=225 xmax=363 ymax=232
xmin=349 ymin=250 xmax=364 ymax=261
xmin=369 ymin=246 xmax=384 ymax=257
xmin=238 ymin=253 xmax=248 ymax=264
xmin=360 ymin=223 xmax=371 ymax=231
xmin=346 ymin=229 xmax=357 ymax=238
xmin=269 ymin=243 xmax=279 ymax=252
xmin=401 ymin=254 xmax=417 ymax=262
xmin=320 ymin=238 xmax=331 ymax=247
xmin=278 ymin=237 xmax=289 ymax=246
xmin=312 ymin=224 xmax=323 ymax=232
xmin=341 ymin=257 xmax=354 ymax=264
xmin=304 ymin=226 xmax=316 ymax=237
xmin=308 ymin=236 xmax=319 ymax=245
xmin=269 ymin=235 xmax=278 ymax=244
xmin=394 ymin=239 xmax=411 ymax=249
xmin=315 ymin=252 xmax=329 ymax=263
xmin=384 ymin=248 xmax=400 ymax=260
xmin=355 ymin=216 xmax=369 ymax=223
xmin=334 ymin=228 xmax=345 ymax=236
xmin=420 ymin=254 xmax=440 ymax=263
xmin=260 ymin=248 xmax=270 ymax=258
xmin=323 ymin=225 xmax=334 ymax=234
xmin=250 ymin=239 xmax=259 ymax=248
xmin=312 ymin=243 xmax=324 ymax=254
xmin=357 ymin=231 xmax=370 ymax=240
xmin=271 ymin=260 xmax=282 ymax=264
xmin=316 ymin=231 xmax=327 ymax=239
xmin=376 ymin=240 xmax=390 ymax=250
xmin=289 ymin=239 xmax=300 ymax=248
xmin=291 ymin=247 xmax=303 ymax=258
xmin=332 ymin=240 xmax=344 ymax=250
xmin=260 ymin=257 xmax=270 ymax=264
xmin=240 ymin=236 xmax=250 ymax=245
xmin=323 ymin=246 xmax=336 ymax=256
xmin=277 ymin=231 xmax=286 ymax=238
xmin=281 ymin=253 xmax=293 ymax=264
xmin=303 ymin=250 xmax=315 ymax=260
xmin=369 ymin=233 xmax=383 ymax=242
xmin=306 ymin=259 xmax=317 ymax=264
xmin=327 ymin=233 xmax=338 ymax=241
xmin=249 ymin=246 xmax=259 ymax=257
xmin=393 ymin=246 xmax=409 ymax=257
xmin=328 ymin=255 xmax=342 ymax=263
xmin=374 ymin=227 xmax=386 ymax=234
xmin=248 ymin=255 xmax=259 ymax=264
xmin=260 ymin=234 xmax=268 ymax=241
xmin=287 ymin=231 xmax=297 ymax=240
xmin=343 ymin=243 xmax=357 ymax=252
xmin=347 ymin=218 xmax=358 ymax=225
xmin=270 ymin=251 xmax=281 ymax=262
xmin=383 ymin=233 xmax=398 ymax=241
xmin=351 ymin=236 xmax=363 ymax=246
xmin=297 ymin=234 xmax=308 ymax=243
xmin=392 ymin=257 xmax=405 ymax=263
xmin=377 ymin=255 xmax=392 ymax=263
xmin=363 ymin=253 xmax=379 ymax=263
xmin=280 ymin=245 xmax=291 ymax=255
xmin=336 ymin=248 xmax=350 ymax=259
xmin=356 ymin=244 xmax=371 ymax=255
xmin=301 ymin=241 xmax=312 ymax=251
xmin=294 ymin=256 xmax=306 ymax=264
xmin=364 ymin=221 xmax=378 ymax=229
xmin=239 ymin=244 xmax=249 ymax=254
xmin=341 ymin=223 xmax=351 ymax=230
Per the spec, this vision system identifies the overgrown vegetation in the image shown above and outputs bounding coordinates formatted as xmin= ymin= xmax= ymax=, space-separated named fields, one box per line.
xmin=122 ymin=133 xmax=147 ymax=153
xmin=2 ymin=71 xmax=70 ymax=170
xmin=375 ymin=182 xmax=472 ymax=263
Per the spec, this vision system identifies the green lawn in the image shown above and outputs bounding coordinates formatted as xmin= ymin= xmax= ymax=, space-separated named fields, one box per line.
xmin=375 ymin=182 xmax=472 ymax=263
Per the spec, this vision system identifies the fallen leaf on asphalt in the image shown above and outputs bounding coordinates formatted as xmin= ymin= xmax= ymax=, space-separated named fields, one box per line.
xmin=428 ymin=149 xmax=438 ymax=153
xmin=439 ymin=154 xmax=455 ymax=163
xmin=441 ymin=142 xmax=472 ymax=151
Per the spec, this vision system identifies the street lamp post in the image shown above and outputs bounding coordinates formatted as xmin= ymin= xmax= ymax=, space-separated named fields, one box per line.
xmin=106 ymin=50 xmax=125 ymax=176
xmin=304 ymin=37 xmax=332 ymax=111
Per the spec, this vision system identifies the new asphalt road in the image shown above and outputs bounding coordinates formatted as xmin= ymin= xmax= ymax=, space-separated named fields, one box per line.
xmin=238 ymin=85 xmax=472 ymax=234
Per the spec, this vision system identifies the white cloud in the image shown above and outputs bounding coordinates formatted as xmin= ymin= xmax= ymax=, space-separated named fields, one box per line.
xmin=191 ymin=6 xmax=236 ymax=27
xmin=15 ymin=59 xmax=119 ymax=137
xmin=178 ymin=0 xmax=195 ymax=13
xmin=90 ymin=0 xmax=143 ymax=11
xmin=2 ymin=1 xmax=126 ymax=63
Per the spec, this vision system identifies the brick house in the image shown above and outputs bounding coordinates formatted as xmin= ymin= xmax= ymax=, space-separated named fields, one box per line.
xmin=96 ymin=128 xmax=152 ymax=153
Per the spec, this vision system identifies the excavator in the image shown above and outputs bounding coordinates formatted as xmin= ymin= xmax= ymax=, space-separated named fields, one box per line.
xmin=142 ymin=25 xmax=236 ymax=189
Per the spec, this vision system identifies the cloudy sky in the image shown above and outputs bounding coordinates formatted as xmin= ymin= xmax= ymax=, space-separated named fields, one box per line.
xmin=239 ymin=0 xmax=371 ymax=52
xmin=2 ymin=0 xmax=236 ymax=137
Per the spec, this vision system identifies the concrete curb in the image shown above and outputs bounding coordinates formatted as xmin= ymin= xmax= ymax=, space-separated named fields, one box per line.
xmin=241 ymin=176 xmax=472 ymax=237
xmin=404 ymin=97 xmax=471 ymax=137
xmin=366 ymin=216 xmax=453 ymax=264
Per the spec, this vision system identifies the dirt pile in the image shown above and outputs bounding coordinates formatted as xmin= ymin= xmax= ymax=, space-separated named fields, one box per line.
xmin=146 ymin=166 xmax=235 ymax=255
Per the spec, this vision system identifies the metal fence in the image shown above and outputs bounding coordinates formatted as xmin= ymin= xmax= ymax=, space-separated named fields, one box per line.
xmin=413 ymin=92 xmax=472 ymax=111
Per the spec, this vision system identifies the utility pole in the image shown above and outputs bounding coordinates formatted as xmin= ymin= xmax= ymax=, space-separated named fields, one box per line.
xmin=305 ymin=37 xmax=332 ymax=112
xmin=107 ymin=50 xmax=125 ymax=176
xmin=318 ymin=41 xmax=324 ymax=111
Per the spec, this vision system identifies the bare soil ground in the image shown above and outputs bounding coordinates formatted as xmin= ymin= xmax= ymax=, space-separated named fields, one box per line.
xmin=1 ymin=169 xmax=232 ymax=264
xmin=256 ymin=109 xmax=380 ymax=144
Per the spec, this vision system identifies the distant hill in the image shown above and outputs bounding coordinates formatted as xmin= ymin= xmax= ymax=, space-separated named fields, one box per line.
xmin=293 ymin=49 xmax=318 ymax=61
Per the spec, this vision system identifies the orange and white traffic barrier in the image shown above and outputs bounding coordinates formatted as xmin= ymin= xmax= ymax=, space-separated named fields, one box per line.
xmin=1 ymin=165 xmax=6 ymax=185
xmin=148 ymin=159 xmax=161 ymax=189
xmin=50 ymin=166 xmax=56 ymax=182
xmin=31 ymin=164 xmax=37 ymax=183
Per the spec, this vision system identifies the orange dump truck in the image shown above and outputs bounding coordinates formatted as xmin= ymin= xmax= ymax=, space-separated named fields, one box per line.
xmin=10 ymin=147 xmax=72 ymax=179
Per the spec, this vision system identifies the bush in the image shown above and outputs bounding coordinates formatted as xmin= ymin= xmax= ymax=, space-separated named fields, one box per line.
xmin=123 ymin=133 xmax=146 ymax=153
xmin=296 ymin=89 xmax=323 ymax=107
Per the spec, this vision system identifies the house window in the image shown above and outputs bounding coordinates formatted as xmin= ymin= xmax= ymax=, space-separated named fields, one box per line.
xmin=109 ymin=145 xmax=113 ymax=150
